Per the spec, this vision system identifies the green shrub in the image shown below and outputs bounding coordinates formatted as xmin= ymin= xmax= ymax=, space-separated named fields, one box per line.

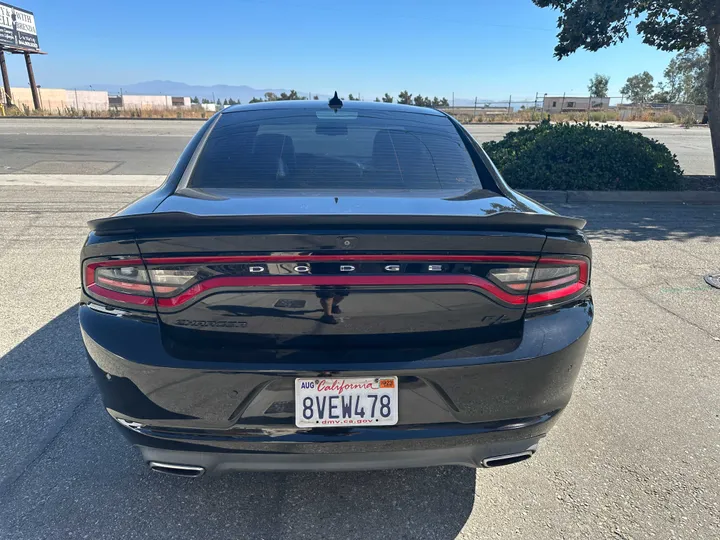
xmin=483 ymin=121 xmax=684 ymax=191
xmin=655 ymin=113 xmax=679 ymax=123
xmin=587 ymin=111 xmax=619 ymax=122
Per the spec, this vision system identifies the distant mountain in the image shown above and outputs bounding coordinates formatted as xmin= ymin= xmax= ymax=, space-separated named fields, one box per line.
xmin=87 ymin=80 xmax=326 ymax=103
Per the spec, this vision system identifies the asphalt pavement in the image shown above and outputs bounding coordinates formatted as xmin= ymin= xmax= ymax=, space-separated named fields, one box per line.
xmin=0 ymin=181 xmax=718 ymax=539
xmin=0 ymin=118 xmax=714 ymax=176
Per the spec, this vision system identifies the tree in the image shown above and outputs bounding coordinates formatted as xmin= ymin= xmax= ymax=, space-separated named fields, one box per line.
xmin=440 ymin=97 xmax=449 ymax=107
xmin=191 ymin=96 xmax=199 ymax=104
xmin=588 ymin=73 xmax=610 ymax=97
xmin=664 ymin=48 xmax=709 ymax=104
xmin=264 ymin=92 xmax=278 ymax=101
xmin=201 ymin=98 xmax=210 ymax=104
xmin=374 ymin=97 xmax=381 ymax=102
xmin=313 ymin=95 xmax=319 ymax=100
xmin=348 ymin=93 xmax=361 ymax=101
xmin=249 ymin=97 xmax=263 ymax=103
xmin=621 ymin=71 xmax=655 ymax=103
xmin=280 ymin=90 xmax=304 ymax=100
xmin=223 ymin=98 xmax=228 ymax=106
xmin=651 ymin=83 xmax=673 ymax=103
xmin=532 ymin=0 xmax=720 ymax=178
xmin=411 ymin=94 xmax=432 ymax=107
xmin=398 ymin=90 xmax=412 ymax=104
xmin=432 ymin=96 xmax=441 ymax=107
xmin=382 ymin=93 xmax=394 ymax=103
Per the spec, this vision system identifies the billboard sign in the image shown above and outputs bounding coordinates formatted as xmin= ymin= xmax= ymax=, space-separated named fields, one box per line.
xmin=0 ymin=2 xmax=39 ymax=52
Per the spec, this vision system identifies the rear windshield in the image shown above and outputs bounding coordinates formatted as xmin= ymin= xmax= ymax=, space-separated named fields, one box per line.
xmin=187 ymin=108 xmax=482 ymax=191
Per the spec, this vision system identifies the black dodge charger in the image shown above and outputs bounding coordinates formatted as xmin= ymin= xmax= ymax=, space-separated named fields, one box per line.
xmin=80 ymin=97 xmax=592 ymax=476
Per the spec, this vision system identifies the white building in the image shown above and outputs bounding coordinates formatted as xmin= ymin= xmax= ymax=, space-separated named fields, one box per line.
xmin=543 ymin=96 xmax=611 ymax=113
xmin=66 ymin=90 xmax=110 ymax=111
xmin=108 ymin=95 xmax=191 ymax=109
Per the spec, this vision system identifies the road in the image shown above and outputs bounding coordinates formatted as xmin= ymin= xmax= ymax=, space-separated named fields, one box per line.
xmin=0 ymin=181 xmax=718 ymax=539
xmin=0 ymin=118 xmax=714 ymax=176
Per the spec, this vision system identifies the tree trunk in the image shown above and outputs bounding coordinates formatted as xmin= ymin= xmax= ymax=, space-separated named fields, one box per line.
xmin=707 ymin=25 xmax=720 ymax=180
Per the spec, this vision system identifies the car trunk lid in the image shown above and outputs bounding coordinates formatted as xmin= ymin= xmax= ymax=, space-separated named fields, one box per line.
xmin=89 ymin=191 xmax=585 ymax=361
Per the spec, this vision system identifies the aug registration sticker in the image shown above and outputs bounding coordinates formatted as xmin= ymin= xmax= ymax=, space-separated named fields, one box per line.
xmin=294 ymin=377 xmax=399 ymax=428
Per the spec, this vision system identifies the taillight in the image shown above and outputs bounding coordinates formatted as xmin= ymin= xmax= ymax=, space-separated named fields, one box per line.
xmin=147 ymin=269 xmax=197 ymax=295
xmin=83 ymin=260 xmax=196 ymax=307
xmin=84 ymin=259 xmax=153 ymax=306
xmin=489 ymin=257 xmax=589 ymax=306
xmin=83 ymin=254 xmax=588 ymax=309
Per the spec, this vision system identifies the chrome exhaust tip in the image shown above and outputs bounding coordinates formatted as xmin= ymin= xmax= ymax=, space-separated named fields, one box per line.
xmin=148 ymin=461 xmax=205 ymax=478
xmin=481 ymin=450 xmax=534 ymax=468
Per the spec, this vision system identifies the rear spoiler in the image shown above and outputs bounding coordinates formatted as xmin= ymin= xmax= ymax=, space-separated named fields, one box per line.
xmin=88 ymin=211 xmax=586 ymax=236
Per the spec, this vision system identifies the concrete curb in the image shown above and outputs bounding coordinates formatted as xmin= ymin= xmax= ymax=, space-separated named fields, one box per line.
xmin=522 ymin=190 xmax=720 ymax=204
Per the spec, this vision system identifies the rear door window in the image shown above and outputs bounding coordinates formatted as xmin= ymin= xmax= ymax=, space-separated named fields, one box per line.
xmin=188 ymin=108 xmax=483 ymax=191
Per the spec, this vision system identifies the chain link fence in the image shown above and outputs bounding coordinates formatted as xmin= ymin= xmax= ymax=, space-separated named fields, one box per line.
xmin=437 ymin=94 xmax=707 ymax=124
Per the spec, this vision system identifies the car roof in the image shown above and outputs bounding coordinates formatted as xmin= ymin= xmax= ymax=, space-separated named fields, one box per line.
xmin=222 ymin=99 xmax=447 ymax=117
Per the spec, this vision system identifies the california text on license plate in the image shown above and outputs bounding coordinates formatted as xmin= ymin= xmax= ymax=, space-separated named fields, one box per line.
xmin=294 ymin=377 xmax=399 ymax=428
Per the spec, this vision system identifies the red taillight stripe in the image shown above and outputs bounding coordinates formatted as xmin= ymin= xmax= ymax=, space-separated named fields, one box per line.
xmin=83 ymin=255 xmax=589 ymax=309
xmin=87 ymin=284 xmax=156 ymax=306
xmin=143 ymin=254 xmax=539 ymax=265
xmin=156 ymin=275 xmax=527 ymax=308
xmin=527 ymin=282 xmax=586 ymax=304
xmin=528 ymin=273 xmax=578 ymax=291
xmin=96 ymin=276 xmax=154 ymax=294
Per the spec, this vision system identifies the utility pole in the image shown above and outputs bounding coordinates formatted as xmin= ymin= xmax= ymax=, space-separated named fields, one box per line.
xmin=0 ymin=50 xmax=12 ymax=108
xmin=508 ymin=94 xmax=512 ymax=114
xmin=560 ymin=92 xmax=566 ymax=112
xmin=452 ymin=92 xmax=454 ymax=108
xmin=24 ymin=52 xmax=41 ymax=110
xmin=474 ymin=97 xmax=477 ymax=117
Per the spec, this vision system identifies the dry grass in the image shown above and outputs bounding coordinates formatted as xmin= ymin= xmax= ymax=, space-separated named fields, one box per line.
xmin=632 ymin=110 xmax=679 ymax=123
xmin=2 ymin=105 xmax=213 ymax=119
xmin=2 ymin=104 xmax=684 ymax=125
xmin=448 ymin=109 xmax=623 ymax=124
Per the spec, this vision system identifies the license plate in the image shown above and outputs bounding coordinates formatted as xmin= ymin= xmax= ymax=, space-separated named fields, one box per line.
xmin=294 ymin=377 xmax=399 ymax=428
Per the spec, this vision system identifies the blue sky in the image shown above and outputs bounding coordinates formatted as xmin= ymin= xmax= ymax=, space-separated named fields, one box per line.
xmin=6 ymin=0 xmax=676 ymax=101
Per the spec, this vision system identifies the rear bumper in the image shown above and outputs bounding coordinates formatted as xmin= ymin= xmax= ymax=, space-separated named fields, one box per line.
xmin=80 ymin=299 xmax=592 ymax=471
xmin=139 ymin=437 xmax=540 ymax=474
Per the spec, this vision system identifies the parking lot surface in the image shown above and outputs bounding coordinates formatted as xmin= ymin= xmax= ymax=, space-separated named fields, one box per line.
xmin=0 ymin=181 xmax=718 ymax=539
